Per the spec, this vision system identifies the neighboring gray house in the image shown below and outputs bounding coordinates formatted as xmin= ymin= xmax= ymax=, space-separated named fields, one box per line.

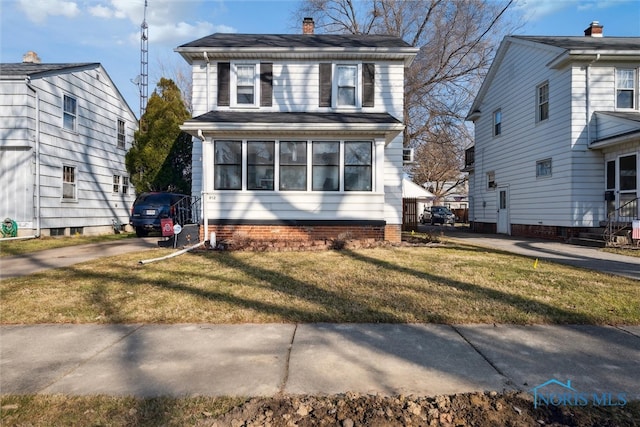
xmin=175 ymin=19 xmax=418 ymax=243
xmin=0 ymin=52 xmax=137 ymax=237
xmin=465 ymin=22 xmax=640 ymax=241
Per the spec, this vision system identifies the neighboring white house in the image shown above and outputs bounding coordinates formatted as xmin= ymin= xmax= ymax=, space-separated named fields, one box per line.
xmin=0 ymin=52 xmax=137 ymax=237
xmin=175 ymin=19 xmax=418 ymax=243
xmin=465 ymin=22 xmax=640 ymax=239
xmin=402 ymin=178 xmax=435 ymax=216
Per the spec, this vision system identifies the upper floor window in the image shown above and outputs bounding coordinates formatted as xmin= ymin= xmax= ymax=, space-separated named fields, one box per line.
xmin=236 ymin=64 xmax=256 ymax=105
xmin=320 ymin=63 xmax=375 ymax=109
xmin=63 ymin=94 xmax=77 ymax=131
xmin=536 ymin=158 xmax=552 ymax=178
xmin=493 ymin=109 xmax=502 ymax=136
xmin=537 ymin=82 xmax=549 ymax=122
xmin=62 ymin=165 xmax=77 ymax=200
xmin=113 ymin=175 xmax=120 ymax=193
xmin=217 ymin=62 xmax=272 ymax=108
xmin=117 ymin=119 xmax=126 ymax=149
xmin=616 ymin=68 xmax=636 ymax=109
xmin=336 ymin=65 xmax=357 ymax=107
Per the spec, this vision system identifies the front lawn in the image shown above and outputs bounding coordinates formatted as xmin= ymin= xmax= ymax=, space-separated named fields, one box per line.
xmin=1 ymin=242 xmax=637 ymax=325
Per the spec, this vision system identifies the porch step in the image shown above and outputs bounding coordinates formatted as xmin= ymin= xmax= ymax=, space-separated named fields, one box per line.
xmin=567 ymin=229 xmax=606 ymax=248
xmin=568 ymin=236 xmax=606 ymax=248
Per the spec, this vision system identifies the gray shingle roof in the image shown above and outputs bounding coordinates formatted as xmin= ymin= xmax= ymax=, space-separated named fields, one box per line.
xmin=0 ymin=62 xmax=99 ymax=77
xmin=178 ymin=33 xmax=413 ymax=49
xmin=188 ymin=111 xmax=402 ymax=125
xmin=511 ymin=36 xmax=640 ymax=51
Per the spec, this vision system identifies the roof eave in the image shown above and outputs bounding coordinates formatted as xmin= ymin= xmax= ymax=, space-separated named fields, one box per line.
xmin=589 ymin=131 xmax=640 ymax=150
xmin=181 ymin=121 xmax=405 ymax=144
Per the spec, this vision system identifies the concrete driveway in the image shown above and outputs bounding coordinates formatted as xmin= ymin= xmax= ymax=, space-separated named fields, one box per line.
xmin=419 ymin=224 xmax=640 ymax=281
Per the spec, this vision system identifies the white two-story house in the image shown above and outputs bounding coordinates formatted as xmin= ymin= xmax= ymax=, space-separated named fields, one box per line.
xmin=175 ymin=19 xmax=418 ymax=244
xmin=465 ymin=22 xmax=640 ymax=241
xmin=0 ymin=52 xmax=137 ymax=237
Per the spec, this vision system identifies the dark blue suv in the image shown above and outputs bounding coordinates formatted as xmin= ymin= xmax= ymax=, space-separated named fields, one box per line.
xmin=130 ymin=192 xmax=190 ymax=237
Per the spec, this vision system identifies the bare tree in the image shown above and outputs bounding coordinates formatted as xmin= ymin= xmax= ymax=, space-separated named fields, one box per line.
xmin=153 ymin=54 xmax=193 ymax=114
xmin=294 ymin=0 xmax=517 ymax=199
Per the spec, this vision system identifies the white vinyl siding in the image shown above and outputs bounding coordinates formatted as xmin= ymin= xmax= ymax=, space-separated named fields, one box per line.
xmin=0 ymin=65 xmax=137 ymax=232
xmin=190 ymin=60 xmax=404 ymax=118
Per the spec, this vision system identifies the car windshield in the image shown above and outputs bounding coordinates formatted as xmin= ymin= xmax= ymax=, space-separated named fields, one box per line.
xmin=433 ymin=207 xmax=452 ymax=214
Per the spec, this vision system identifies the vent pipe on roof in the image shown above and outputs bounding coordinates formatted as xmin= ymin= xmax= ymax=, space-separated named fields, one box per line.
xmin=303 ymin=17 xmax=314 ymax=34
xmin=22 ymin=51 xmax=41 ymax=63
xmin=584 ymin=21 xmax=603 ymax=37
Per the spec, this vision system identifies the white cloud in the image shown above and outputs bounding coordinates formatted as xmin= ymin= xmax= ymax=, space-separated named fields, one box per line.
xmin=18 ymin=0 xmax=80 ymax=23
xmin=516 ymin=0 xmax=633 ymax=20
xmin=89 ymin=5 xmax=114 ymax=19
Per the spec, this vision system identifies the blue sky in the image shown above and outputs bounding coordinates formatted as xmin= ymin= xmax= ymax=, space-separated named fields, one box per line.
xmin=1 ymin=0 xmax=638 ymax=118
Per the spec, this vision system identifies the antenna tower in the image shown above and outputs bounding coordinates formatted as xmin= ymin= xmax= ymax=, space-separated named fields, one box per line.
xmin=139 ymin=0 xmax=149 ymax=123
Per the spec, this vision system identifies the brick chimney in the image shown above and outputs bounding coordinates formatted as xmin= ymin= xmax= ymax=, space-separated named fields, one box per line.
xmin=22 ymin=51 xmax=42 ymax=63
xmin=584 ymin=21 xmax=603 ymax=37
xmin=303 ymin=17 xmax=314 ymax=35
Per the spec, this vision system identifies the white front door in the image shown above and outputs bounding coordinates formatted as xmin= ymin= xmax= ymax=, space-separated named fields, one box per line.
xmin=497 ymin=186 xmax=510 ymax=234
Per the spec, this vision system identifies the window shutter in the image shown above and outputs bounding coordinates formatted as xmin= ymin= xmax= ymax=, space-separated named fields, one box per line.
xmin=362 ymin=63 xmax=375 ymax=107
xmin=260 ymin=63 xmax=273 ymax=107
xmin=319 ymin=63 xmax=332 ymax=107
xmin=217 ymin=62 xmax=230 ymax=106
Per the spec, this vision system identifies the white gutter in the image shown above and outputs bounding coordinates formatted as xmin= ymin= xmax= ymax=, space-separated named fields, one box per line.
xmin=585 ymin=54 xmax=601 ymax=146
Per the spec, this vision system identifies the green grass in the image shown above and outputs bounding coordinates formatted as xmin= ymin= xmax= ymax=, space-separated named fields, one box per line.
xmin=0 ymin=394 xmax=244 ymax=427
xmin=0 ymin=233 xmax=136 ymax=257
xmin=1 ymin=242 xmax=638 ymax=325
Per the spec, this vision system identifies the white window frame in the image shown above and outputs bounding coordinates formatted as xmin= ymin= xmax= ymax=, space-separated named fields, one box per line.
xmin=537 ymin=81 xmax=549 ymax=122
xmin=616 ymin=68 xmax=636 ymax=110
xmin=333 ymin=63 xmax=361 ymax=108
xmin=113 ymin=175 xmax=120 ymax=193
xmin=493 ymin=109 xmax=502 ymax=136
xmin=117 ymin=119 xmax=126 ymax=149
xmin=213 ymin=139 xmax=375 ymax=192
xmin=122 ymin=176 xmax=129 ymax=195
xmin=231 ymin=62 xmax=260 ymax=108
xmin=63 ymin=94 xmax=77 ymax=131
xmin=62 ymin=165 xmax=77 ymax=200
xmin=487 ymin=171 xmax=496 ymax=189
xmin=536 ymin=158 xmax=552 ymax=178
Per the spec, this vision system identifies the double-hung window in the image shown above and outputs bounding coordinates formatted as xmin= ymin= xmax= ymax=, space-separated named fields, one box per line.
xmin=236 ymin=64 xmax=256 ymax=106
xmin=113 ymin=175 xmax=120 ymax=193
xmin=63 ymin=94 xmax=77 ymax=131
xmin=493 ymin=109 xmax=502 ymax=136
xmin=117 ymin=119 xmax=126 ymax=149
xmin=319 ymin=63 xmax=375 ymax=109
xmin=62 ymin=165 xmax=77 ymax=200
xmin=537 ymin=82 xmax=549 ymax=122
xmin=336 ymin=65 xmax=357 ymax=107
xmin=616 ymin=69 xmax=636 ymax=109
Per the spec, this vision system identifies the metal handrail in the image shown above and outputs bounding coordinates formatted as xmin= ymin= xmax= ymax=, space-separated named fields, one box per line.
xmin=170 ymin=195 xmax=202 ymax=226
xmin=604 ymin=197 xmax=638 ymax=246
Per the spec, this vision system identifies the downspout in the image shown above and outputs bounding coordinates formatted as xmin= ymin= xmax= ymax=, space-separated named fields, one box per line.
xmin=198 ymin=129 xmax=211 ymax=246
xmin=585 ymin=53 xmax=600 ymax=146
xmin=203 ymin=51 xmax=210 ymax=112
xmin=25 ymin=78 xmax=41 ymax=239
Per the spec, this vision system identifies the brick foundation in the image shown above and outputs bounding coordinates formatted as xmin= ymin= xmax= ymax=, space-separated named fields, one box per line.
xmin=384 ymin=224 xmax=402 ymax=243
xmin=472 ymin=222 xmax=590 ymax=241
xmin=200 ymin=222 xmax=387 ymax=245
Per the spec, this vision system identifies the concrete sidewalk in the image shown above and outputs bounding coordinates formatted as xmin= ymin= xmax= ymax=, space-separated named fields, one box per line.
xmin=1 ymin=323 xmax=639 ymax=399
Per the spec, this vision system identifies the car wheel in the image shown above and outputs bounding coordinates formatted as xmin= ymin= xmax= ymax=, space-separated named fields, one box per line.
xmin=135 ymin=227 xmax=149 ymax=237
